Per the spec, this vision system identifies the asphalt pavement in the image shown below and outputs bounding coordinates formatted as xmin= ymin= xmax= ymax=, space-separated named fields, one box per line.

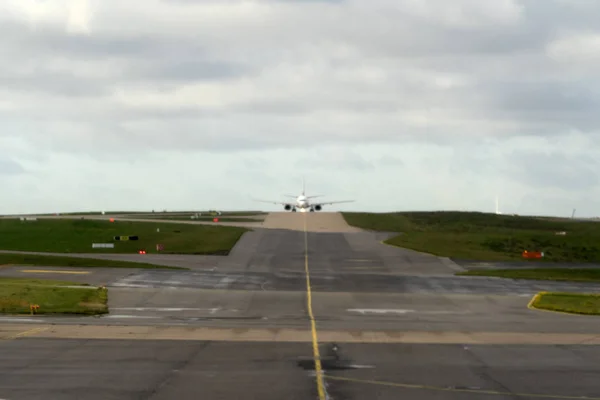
xmin=1 ymin=212 xmax=600 ymax=399
xmin=1 ymin=339 xmax=599 ymax=399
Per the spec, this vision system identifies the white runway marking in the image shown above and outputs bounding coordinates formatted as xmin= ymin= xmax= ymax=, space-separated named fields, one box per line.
xmin=215 ymin=276 xmax=237 ymax=288
xmin=112 ymin=307 xmax=239 ymax=313
xmin=347 ymin=309 xmax=470 ymax=315
xmin=348 ymin=309 xmax=414 ymax=315
xmin=346 ymin=364 xmax=375 ymax=369
xmin=110 ymin=283 xmax=154 ymax=288
xmin=0 ymin=317 xmax=40 ymax=323
xmin=102 ymin=315 xmax=161 ymax=319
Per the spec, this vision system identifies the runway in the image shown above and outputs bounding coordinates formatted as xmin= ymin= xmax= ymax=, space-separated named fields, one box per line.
xmin=1 ymin=212 xmax=600 ymax=399
xmin=2 ymin=339 xmax=599 ymax=400
xmin=2 ymin=337 xmax=600 ymax=399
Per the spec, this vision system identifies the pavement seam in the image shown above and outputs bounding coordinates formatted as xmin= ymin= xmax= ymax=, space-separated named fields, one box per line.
xmin=322 ymin=375 xmax=600 ymax=399
xmin=303 ymin=214 xmax=327 ymax=400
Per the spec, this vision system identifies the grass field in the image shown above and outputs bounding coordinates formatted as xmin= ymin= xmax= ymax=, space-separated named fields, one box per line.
xmin=530 ymin=292 xmax=600 ymax=315
xmin=0 ymin=253 xmax=186 ymax=269
xmin=14 ymin=211 xmax=153 ymax=216
xmin=0 ymin=219 xmax=248 ymax=255
xmin=114 ymin=211 xmax=265 ymax=216
xmin=7 ymin=210 xmax=266 ymax=217
xmin=342 ymin=211 xmax=600 ymax=262
xmin=0 ymin=277 xmax=107 ymax=315
xmin=120 ymin=211 xmax=266 ymax=216
xmin=192 ymin=211 xmax=266 ymax=216
xmin=129 ymin=216 xmax=263 ymax=222
xmin=459 ymin=268 xmax=600 ymax=282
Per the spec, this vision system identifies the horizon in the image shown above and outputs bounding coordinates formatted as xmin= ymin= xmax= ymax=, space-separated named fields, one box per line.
xmin=2 ymin=208 xmax=597 ymax=220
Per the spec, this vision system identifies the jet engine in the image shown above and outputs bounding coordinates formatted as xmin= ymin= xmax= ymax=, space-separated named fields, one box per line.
xmin=284 ymin=204 xmax=292 ymax=211
xmin=315 ymin=205 xmax=322 ymax=211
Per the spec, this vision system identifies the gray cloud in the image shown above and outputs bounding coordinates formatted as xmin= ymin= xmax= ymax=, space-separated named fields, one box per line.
xmin=1 ymin=22 xmax=251 ymax=98
xmin=2 ymin=18 xmax=163 ymax=61
xmin=1 ymin=0 xmax=597 ymax=140
xmin=0 ymin=157 xmax=25 ymax=175
xmin=294 ymin=148 xmax=375 ymax=171
xmin=376 ymin=155 xmax=404 ymax=167
xmin=133 ymin=60 xmax=253 ymax=82
xmin=505 ymin=150 xmax=600 ymax=191
xmin=163 ymin=0 xmax=346 ymax=2
xmin=0 ymin=70 xmax=110 ymax=98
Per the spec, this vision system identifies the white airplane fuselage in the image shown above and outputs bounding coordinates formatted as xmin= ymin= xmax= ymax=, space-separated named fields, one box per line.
xmin=293 ymin=195 xmax=311 ymax=212
xmin=297 ymin=196 xmax=308 ymax=208
xmin=283 ymin=195 xmax=321 ymax=212
xmin=255 ymin=178 xmax=353 ymax=212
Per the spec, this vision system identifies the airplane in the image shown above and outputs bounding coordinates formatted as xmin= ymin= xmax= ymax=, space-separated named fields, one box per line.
xmin=254 ymin=179 xmax=354 ymax=212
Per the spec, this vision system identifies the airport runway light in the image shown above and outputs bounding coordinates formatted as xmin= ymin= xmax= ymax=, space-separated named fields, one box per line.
xmin=213 ymin=218 xmax=219 ymax=222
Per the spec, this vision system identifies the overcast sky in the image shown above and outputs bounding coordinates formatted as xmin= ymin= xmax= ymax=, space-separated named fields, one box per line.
xmin=1 ymin=0 xmax=599 ymax=217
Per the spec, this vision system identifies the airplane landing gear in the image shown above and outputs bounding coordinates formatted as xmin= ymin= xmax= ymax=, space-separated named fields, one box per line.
xmin=292 ymin=208 xmax=297 ymax=212
xmin=310 ymin=208 xmax=315 ymax=212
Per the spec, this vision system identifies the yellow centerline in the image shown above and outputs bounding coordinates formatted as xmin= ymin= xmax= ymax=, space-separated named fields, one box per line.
xmin=2 ymin=327 xmax=49 ymax=341
xmin=21 ymin=269 xmax=90 ymax=275
xmin=303 ymin=214 xmax=327 ymax=400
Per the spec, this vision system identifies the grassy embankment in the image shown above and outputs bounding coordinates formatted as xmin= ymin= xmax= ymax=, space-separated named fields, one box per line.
xmin=7 ymin=210 xmax=266 ymax=217
xmin=0 ymin=218 xmax=248 ymax=255
xmin=130 ymin=215 xmax=263 ymax=222
xmin=458 ymin=268 xmax=600 ymax=282
xmin=75 ymin=210 xmax=265 ymax=216
xmin=0 ymin=277 xmax=107 ymax=315
xmin=529 ymin=292 xmax=600 ymax=315
xmin=0 ymin=218 xmax=249 ymax=268
xmin=0 ymin=253 xmax=184 ymax=269
xmin=343 ymin=212 xmax=600 ymax=284
xmin=342 ymin=211 xmax=600 ymax=263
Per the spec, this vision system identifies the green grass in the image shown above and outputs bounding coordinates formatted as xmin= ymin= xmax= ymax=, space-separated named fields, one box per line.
xmin=0 ymin=277 xmax=108 ymax=315
xmin=22 ymin=211 xmax=152 ymax=216
xmin=0 ymin=219 xmax=248 ymax=255
xmin=0 ymin=277 xmax=86 ymax=286
xmin=530 ymin=292 xmax=600 ymax=315
xmin=9 ymin=210 xmax=266 ymax=217
xmin=123 ymin=210 xmax=266 ymax=217
xmin=130 ymin=216 xmax=263 ymax=222
xmin=0 ymin=253 xmax=186 ymax=269
xmin=458 ymin=268 xmax=600 ymax=282
xmin=197 ymin=211 xmax=266 ymax=216
xmin=342 ymin=211 xmax=600 ymax=262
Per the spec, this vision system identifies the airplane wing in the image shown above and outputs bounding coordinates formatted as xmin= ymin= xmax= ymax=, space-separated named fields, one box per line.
xmin=252 ymin=198 xmax=296 ymax=207
xmin=311 ymin=200 xmax=355 ymax=206
xmin=284 ymin=194 xmax=322 ymax=198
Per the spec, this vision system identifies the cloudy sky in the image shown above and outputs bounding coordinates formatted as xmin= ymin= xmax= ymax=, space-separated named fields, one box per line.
xmin=1 ymin=0 xmax=599 ymax=217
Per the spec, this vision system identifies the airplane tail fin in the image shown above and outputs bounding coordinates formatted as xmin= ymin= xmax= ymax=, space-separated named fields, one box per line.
xmin=302 ymin=177 xmax=305 ymax=196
